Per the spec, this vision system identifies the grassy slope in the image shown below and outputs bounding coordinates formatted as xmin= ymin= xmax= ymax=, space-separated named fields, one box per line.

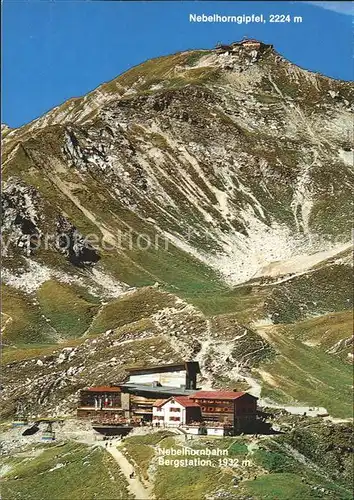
xmin=184 ymin=284 xmax=267 ymax=319
xmin=122 ymin=433 xmax=352 ymax=500
xmin=37 ymin=280 xmax=100 ymax=338
xmin=1 ymin=341 xmax=85 ymax=366
xmin=1 ymin=287 xmax=184 ymax=368
xmin=122 ymin=431 xmax=174 ymax=481
xmin=3 ymin=142 xmax=228 ymax=296
xmin=2 ymin=280 xmax=100 ymax=344
xmin=264 ymin=265 xmax=353 ymax=324
xmin=0 ymin=442 xmax=133 ymax=500
xmin=126 ymin=435 xmax=240 ymax=500
xmin=1 ymin=284 xmax=52 ymax=344
xmin=257 ymin=326 xmax=353 ymax=418
xmin=245 ymin=430 xmax=353 ymax=499
xmin=2 ymin=51 xmax=226 ymax=298
xmin=88 ymin=287 xmax=175 ymax=335
xmin=184 ymin=266 xmax=353 ymax=417
xmin=242 ymin=473 xmax=325 ymax=500
xmin=284 ymin=311 xmax=353 ymax=360
xmin=3 ymin=271 xmax=352 ymax=417
xmin=188 ymin=265 xmax=353 ymax=417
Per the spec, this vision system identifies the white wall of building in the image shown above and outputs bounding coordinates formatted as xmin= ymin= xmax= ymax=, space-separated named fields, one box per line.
xmin=129 ymin=370 xmax=187 ymax=387
xmin=180 ymin=426 xmax=225 ymax=436
xmin=182 ymin=426 xmax=199 ymax=435
xmin=152 ymin=399 xmax=187 ymax=426
xmin=207 ymin=427 xmax=225 ymax=436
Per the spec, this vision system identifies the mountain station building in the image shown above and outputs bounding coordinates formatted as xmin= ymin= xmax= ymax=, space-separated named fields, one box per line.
xmin=76 ymin=362 xmax=260 ymax=435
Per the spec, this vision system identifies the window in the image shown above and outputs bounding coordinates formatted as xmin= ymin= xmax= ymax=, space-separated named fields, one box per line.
xmin=154 ymin=416 xmax=164 ymax=421
xmin=169 ymin=407 xmax=181 ymax=412
xmin=169 ymin=416 xmax=180 ymax=421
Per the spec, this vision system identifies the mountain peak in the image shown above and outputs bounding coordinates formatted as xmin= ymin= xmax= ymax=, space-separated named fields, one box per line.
xmin=3 ymin=40 xmax=352 ymax=141
xmin=2 ymin=40 xmax=352 ymax=289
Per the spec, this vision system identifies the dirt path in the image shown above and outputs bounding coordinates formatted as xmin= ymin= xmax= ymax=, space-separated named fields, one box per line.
xmin=101 ymin=442 xmax=152 ymax=500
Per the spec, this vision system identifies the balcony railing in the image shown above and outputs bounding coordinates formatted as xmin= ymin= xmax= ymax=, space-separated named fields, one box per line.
xmin=181 ymin=420 xmax=233 ymax=428
xmin=77 ymin=406 xmax=122 ymax=411
xmin=92 ymin=416 xmax=142 ymax=425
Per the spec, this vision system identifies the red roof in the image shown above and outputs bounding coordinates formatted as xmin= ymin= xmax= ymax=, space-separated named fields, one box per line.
xmin=154 ymin=396 xmax=200 ymax=408
xmin=190 ymin=391 xmax=248 ymax=400
xmin=173 ymin=396 xmax=200 ymax=408
xmin=153 ymin=399 xmax=168 ymax=408
xmin=85 ymin=386 xmax=121 ymax=393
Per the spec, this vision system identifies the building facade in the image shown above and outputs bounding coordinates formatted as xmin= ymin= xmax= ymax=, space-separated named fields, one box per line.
xmin=190 ymin=391 xmax=258 ymax=433
xmin=76 ymin=367 xmax=259 ymax=435
xmin=77 ymin=386 xmax=124 ymax=421
xmin=240 ymin=39 xmax=262 ymax=49
xmin=125 ymin=362 xmax=200 ymax=390
xmin=77 ymin=362 xmax=201 ymax=424
xmin=116 ymin=361 xmax=200 ymax=421
xmin=152 ymin=396 xmax=202 ymax=427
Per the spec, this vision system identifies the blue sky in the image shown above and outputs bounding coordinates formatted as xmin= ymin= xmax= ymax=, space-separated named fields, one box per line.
xmin=2 ymin=1 xmax=353 ymax=128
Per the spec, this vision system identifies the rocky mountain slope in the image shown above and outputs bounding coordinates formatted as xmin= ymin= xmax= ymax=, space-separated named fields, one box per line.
xmin=1 ymin=41 xmax=353 ymax=419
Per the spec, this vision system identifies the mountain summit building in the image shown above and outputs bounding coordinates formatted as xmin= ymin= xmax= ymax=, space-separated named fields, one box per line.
xmin=76 ymin=362 xmax=261 ymax=435
xmin=77 ymin=362 xmax=200 ymax=423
